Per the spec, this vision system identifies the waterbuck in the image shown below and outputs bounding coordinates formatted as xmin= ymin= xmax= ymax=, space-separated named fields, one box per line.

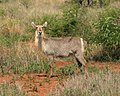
xmin=31 ymin=22 xmax=88 ymax=78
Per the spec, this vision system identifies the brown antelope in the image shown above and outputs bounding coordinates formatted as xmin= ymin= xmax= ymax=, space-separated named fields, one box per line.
xmin=31 ymin=22 xmax=88 ymax=78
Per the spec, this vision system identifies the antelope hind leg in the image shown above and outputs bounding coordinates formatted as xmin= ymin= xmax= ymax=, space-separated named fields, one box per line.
xmin=75 ymin=54 xmax=88 ymax=78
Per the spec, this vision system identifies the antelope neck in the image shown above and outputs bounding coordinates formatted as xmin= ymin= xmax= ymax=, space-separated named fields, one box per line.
xmin=35 ymin=35 xmax=46 ymax=51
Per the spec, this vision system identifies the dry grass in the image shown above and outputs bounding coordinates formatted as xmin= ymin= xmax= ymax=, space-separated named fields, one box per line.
xmin=0 ymin=0 xmax=65 ymax=75
xmin=0 ymin=42 xmax=49 ymax=75
xmin=0 ymin=81 xmax=28 ymax=96
xmin=0 ymin=0 xmax=65 ymax=35
xmin=49 ymin=71 xmax=120 ymax=96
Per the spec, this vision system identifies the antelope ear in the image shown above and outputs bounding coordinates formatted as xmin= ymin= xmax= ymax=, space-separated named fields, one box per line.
xmin=42 ymin=22 xmax=47 ymax=28
xmin=31 ymin=22 xmax=37 ymax=29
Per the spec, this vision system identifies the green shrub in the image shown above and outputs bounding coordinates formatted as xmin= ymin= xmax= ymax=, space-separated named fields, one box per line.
xmin=95 ymin=7 xmax=120 ymax=60
xmin=0 ymin=32 xmax=31 ymax=47
xmin=39 ymin=0 xmax=92 ymax=42
xmin=57 ymin=64 xmax=76 ymax=76
xmin=0 ymin=33 xmax=19 ymax=46
xmin=40 ymin=1 xmax=79 ymax=37
xmin=0 ymin=7 xmax=5 ymax=16
xmin=88 ymin=66 xmax=100 ymax=73
xmin=61 ymin=1 xmax=79 ymax=36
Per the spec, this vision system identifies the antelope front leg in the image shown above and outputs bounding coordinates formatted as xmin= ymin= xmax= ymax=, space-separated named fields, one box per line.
xmin=84 ymin=64 xmax=88 ymax=79
xmin=49 ymin=63 xmax=53 ymax=78
xmin=48 ymin=56 xmax=54 ymax=78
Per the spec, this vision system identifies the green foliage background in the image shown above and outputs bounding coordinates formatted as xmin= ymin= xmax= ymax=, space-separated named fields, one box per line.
xmin=0 ymin=0 xmax=120 ymax=95
xmin=39 ymin=0 xmax=120 ymax=61
xmin=94 ymin=7 xmax=120 ymax=60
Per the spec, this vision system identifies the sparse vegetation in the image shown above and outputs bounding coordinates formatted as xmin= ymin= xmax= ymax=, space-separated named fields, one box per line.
xmin=0 ymin=82 xmax=28 ymax=96
xmin=57 ymin=64 xmax=77 ymax=76
xmin=48 ymin=71 xmax=120 ymax=96
xmin=0 ymin=43 xmax=49 ymax=75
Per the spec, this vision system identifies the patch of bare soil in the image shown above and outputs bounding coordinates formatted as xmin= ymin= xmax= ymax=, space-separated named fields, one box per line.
xmin=16 ymin=74 xmax=58 ymax=96
xmin=0 ymin=75 xmax=12 ymax=83
xmin=0 ymin=61 xmax=120 ymax=96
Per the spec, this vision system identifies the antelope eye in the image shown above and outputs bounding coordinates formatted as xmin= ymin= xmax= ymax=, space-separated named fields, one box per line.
xmin=36 ymin=26 xmax=38 ymax=29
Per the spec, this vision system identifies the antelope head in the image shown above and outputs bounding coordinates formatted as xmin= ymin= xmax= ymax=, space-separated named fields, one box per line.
xmin=31 ymin=22 xmax=47 ymax=38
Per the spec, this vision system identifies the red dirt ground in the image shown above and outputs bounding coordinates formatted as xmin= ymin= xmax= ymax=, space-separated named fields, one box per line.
xmin=0 ymin=61 xmax=120 ymax=96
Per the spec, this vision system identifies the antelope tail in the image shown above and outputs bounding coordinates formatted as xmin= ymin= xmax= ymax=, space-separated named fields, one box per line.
xmin=80 ymin=38 xmax=84 ymax=52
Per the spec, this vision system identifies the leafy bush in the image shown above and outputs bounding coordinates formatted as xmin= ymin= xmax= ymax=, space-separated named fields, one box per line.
xmin=57 ymin=64 xmax=77 ymax=76
xmin=39 ymin=0 xmax=92 ymax=40
xmin=40 ymin=1 xmax=79 ymax=37
xmin=95 ymin=7 xmax=120 ymax=60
